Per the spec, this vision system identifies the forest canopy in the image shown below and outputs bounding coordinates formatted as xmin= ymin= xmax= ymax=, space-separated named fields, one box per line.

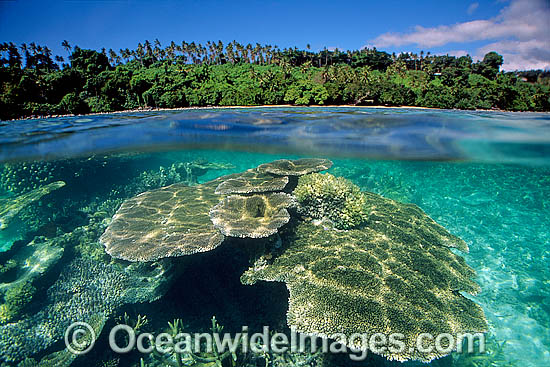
xmin=1 ymin=40 xmax=549 ymax=120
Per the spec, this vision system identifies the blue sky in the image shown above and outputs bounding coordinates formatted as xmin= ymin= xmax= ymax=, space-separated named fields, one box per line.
xmin=0 ymin=0 xmax=548 ymax=70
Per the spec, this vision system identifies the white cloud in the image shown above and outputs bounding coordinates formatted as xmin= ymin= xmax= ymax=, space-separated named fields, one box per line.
xmin=369 ymin=0 xmax=550 ymax=70
xmin=467 ymin=2 xmax=479 ymax=15
xmin=477 ymin=39 xmax=550 ymax=70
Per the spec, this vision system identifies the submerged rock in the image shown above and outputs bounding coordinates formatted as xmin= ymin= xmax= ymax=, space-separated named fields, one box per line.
xmin=241 ymin=192 xmax=485 ymax=362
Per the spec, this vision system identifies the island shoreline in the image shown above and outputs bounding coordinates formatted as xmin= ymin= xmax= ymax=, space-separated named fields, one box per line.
xmin=7 ymin=104 xmax=545 ymax=122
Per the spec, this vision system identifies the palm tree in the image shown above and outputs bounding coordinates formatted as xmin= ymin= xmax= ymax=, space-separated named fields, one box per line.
xmin=235 ymin=42 xmax=244 ymax=63
xmin=61 ymin=40 xmax=71 ymax=55
xmin=29 ymin=42 xmax=38 ymax=56
xmin=216 ymin=40 xmax=224 ymax=64
xmin=144 ymin=40 xmax=152 ymax=59
xmin=20 ymin=43 xmax=30 ymax=67
xmin=108 ymin=49 xmax=120 ymax=66
xmin=179 ymin=41 xmax=188 ymax=63
xmin=227 ymin=42 xmax=235 ymax=64
xmin=136 ymin=43 xmax=144 ymax=67
xmin=253 ymin=43 xmax=262 ymax=64
xmin=188 ymin=41 xmax=197 ymax=63
xmin=166 ymin=41 xmax=176 ymax=62
xmin=153 ymin=38 xmax=162 ymax=61
xmin=120 ymin=48 xmax=131 ymax=63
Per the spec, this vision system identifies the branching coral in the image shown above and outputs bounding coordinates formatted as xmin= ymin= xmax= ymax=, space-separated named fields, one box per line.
xmin=294 ymin=173 xmax=368 ymax=229
xmin=141 ymin=316 xmax=241 ymax=367
xmin=0 ymin=162 xmax=56 ymax=194
xmin=0 ymin=256 xmax=174 ymax=363
xmin=0 ymin=281 xmax=36 ymax=324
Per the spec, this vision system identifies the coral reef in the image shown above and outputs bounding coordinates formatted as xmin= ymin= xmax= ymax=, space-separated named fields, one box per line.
xmin=214 ymin=169 xmax=289 ymax=195
xmin=140 ymin=317 xmax=242 ymax=367
xmin=0 ymin=256 xmax=174 ymax=363
xmin=98 ymin=158 xmax=485 ymax=364
xmin=0 ymin=180 xmax=66 ymax=252
xmin=100 ymin=159 xmax=321 ymax=262
xmin=294 ymin=173 xmax=368 ymax=230
xmin=0 ymin=181 xmax=65 ymax=231
xmin=133 ymin=160 xmax=233 ymax=193
xmin=16 ymin=313 xmax=108 ymax=367
xmin=257 ymin=158 xmax=332 ymax=176
xmin=180 ymin=159 xmax=235 ymax=185
xmin=0 ymin=236 xmax=64 ymax=294
xmin=209 ymin=193 xmax=294 ymax=238
xmin=0 ymin=235 xmax=64 ymax=324
xmin=0 ymin=259 xmax=17 ymax=275
xmin=242 ymin=194 xmax=485 ymax=363
xmin=450 ymin=332 xmax=517 ymax=367
xmin=0 ymin=281 xmax=36 ymax=324
xmin=0 ymin=161 xmax=57 ymax=194
xmin=100 ymin=179 xmax=225 ymax=262
xmin=137 ymin=315 xmax=324 ymax=367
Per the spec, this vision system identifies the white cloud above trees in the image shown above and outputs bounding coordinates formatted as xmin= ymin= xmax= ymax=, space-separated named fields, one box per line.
xmin=369 ymin=0 xmax=550 ymax=70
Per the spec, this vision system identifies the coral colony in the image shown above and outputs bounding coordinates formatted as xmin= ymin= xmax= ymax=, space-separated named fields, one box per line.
xmin=1 ymin=158 xmax=487 ymax=365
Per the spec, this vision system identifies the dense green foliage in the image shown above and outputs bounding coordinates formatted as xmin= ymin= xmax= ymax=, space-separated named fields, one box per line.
xmin=1 ymin=40 xmax=549 ymax=119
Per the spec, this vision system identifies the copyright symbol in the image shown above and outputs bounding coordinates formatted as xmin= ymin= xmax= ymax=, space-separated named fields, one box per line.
xmin=65 ymin=321 xmax=96 ymax=355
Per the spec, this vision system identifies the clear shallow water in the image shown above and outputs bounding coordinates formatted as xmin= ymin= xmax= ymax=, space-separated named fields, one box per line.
xmin=0 ymin=108 xmax=549 ymax=367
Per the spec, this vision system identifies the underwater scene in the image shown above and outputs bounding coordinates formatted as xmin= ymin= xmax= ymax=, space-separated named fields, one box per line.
xmin=0 ymin=108 xmax=549 ymax=367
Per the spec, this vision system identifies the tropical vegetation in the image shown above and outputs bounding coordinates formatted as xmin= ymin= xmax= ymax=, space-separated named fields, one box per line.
xmin=1 ymin=39 xmax=549 ymax=120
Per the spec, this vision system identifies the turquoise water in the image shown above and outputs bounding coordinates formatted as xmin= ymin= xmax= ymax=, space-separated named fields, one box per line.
xmin=0 ymin=108 xmax=549 ymax=367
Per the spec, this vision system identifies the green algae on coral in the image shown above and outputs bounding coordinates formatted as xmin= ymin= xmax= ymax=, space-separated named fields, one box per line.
xmin=209 ymin=192 xmax=294 ymax=238
xmin=100 ymin=180 xmax=225 ymax=262
xmin=242 ymin=206 xmax=485 ymax=362
xmin=294 ymin=172 xmax=369 ymax=229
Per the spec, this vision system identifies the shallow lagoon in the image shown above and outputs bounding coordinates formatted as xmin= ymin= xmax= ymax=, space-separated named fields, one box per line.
xmin=0 ymin=108 xmax=549 ymax=367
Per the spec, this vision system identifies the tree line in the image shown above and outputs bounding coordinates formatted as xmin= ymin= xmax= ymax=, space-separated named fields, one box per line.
xmin=1 ymin=39 xmax=549 ymax=120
